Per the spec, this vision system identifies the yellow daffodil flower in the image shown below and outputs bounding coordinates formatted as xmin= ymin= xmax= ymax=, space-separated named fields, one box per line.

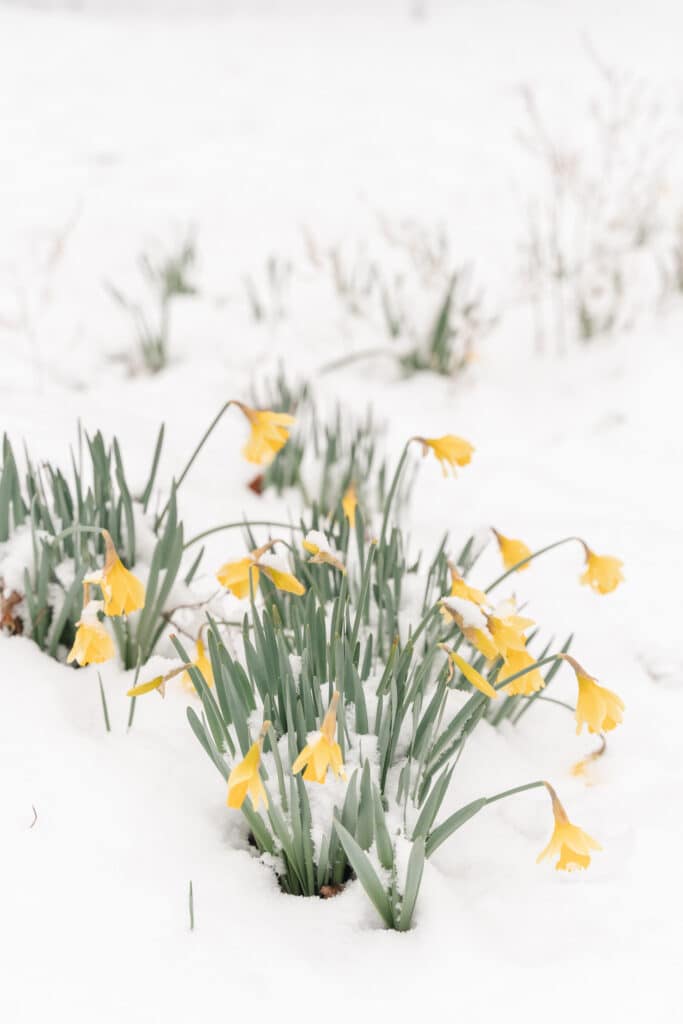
xmin=440 ymin=645 xmax=498 ymax=699
xmin=216 ymin=542 xmax=305 ymax=599
xmin=342 ymin=482 xmax=358 ymax=528
xmin=537 ymin=783 xmax=601 ymax=871
xmin=449 ymin=565 xmax=487 ymax=606
xmin=84 ymin=530 xmax=145 ymax=617
xmin=571 ymin=736 xmax=607 ymax=781
xmin=67 ymin=599 xmax=114 ymax=666
xmin=181 ymin=637 xmax=214 ymax=693
xmin=440 ymin=600 xmax=499 ymax=660
xmin=487 ymin=609 xmax=535 ymax=658
xmin=413 ymin=434 xmax=474 ymax=477
xmin=227 ymin=722 xmax=270 ymax=811
xmin=561 ymin=654 xmax=625 ymax=735
xmin=302 ymin=531 xmax=346 ymax=573
xmin=492 ymin=528 xmax=532 ymax=572
xmin=235 ymin=402 xmax=295 ymax=466
xmin=127 ymin=662 xmax=192 ymax=698
xmin=580 ymin=545 xmax=624 ymax=595
xmin=292 ymin=691 xmax=346 ymax=784
xmin=497 ymin=647 xmax=544 ymax=695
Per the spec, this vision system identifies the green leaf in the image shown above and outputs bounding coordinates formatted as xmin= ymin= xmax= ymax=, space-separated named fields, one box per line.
xmin=397 ymin=837 xmax=425 ymax=931
xmin=333 ymin=821 xmax=393 ymax=928
xmin=425 ymin=797 xmax=488 ymax=858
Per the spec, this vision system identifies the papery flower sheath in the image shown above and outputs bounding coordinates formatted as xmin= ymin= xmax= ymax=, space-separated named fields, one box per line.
xmin=302 ymin=530 xmax=346 ymax=573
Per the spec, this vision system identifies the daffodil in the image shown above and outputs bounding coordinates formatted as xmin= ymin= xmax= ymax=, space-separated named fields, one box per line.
xmin=580 ymin=545 xmax=624 ymax=595
xmin=440 ymin=645 xmax=498 ymax=699
xmin=537 ymin=783 xmax=601 ymax=871
xmin=84 ymin=530 xmax=145 ymax=617
xmin=235 ymin=402 xmax=295 ymax=466
xmin=440 ymin=597 xmax=498 ymax=660
xmin=413 ymin=434 xmax=474 ymax=477
xmin=292 ymin=691 xmax=346 ymax=784
xmin=227 ymin=722 xmax=270 ymax=811
xmin=67 ymin=600 xmax=114 ymax=666
xmin=342 ymin=483 xmax=358 ymax=528
xmin=302 ymin=530 xmax=346 ymax=573
xmin=497 ymin=647 xmax=544 ymax=695
xmin=216 ymin=542 xmax=305 ymax=599
xmin=127 ymin=662 xmax=192 ymax=697
xmin=487 ymin=606 xmax=535 ymax=658
xmin=492 ymin=529 xmax=532 ymax=572
xmin=561 ymin=654 xmax=624 ymax=735
xmin=181 ymin=637 xmax=214 ymax=693
xmin=449 ymin=565 xmax=487 ymax=606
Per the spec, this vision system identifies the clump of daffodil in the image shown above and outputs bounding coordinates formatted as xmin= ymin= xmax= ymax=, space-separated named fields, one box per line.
xmin=302 ymin=530 xmax=346 ymax=573
xmin=449 ymin=564 xmax=487 ymax=606
xmin=181 ymin=635 xmax=214 ymax=693
xmin=216 ymin=541 xmax=305 ymax=599
xmin=492 ymin=528 xmax=532 ymax=572
xmin=292 ymin=691 xmax=346 ymax=784
xmin=342 ymin=482 xmax=358 ymax=528
xmin=234 ymin=401 xmax=295 ymax=466
xmin=537 ymin=783 xmax=601 ymax=871
xmin=83 ymin=529 xmax=145 ymax=617
xmin=127 ymin=661 xmax=192 ymax=698
xmin=227 ymin=721 xmax=270 ymax=811
xmin=439 ymin=644 xmax=498 ymax=699
xmin=412 ymin=434 xmax=474 ymax=477
xmin=579 ymin=542 xmax=624 ymax=595
xmin=67 ymin=588 xmax=115 ymax=667
xmin=560 ymin=654 xmax=625 ymax=735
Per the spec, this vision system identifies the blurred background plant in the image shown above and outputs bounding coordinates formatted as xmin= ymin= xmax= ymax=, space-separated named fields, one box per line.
xmin=107 ymin=229 xmax=198 ymax=374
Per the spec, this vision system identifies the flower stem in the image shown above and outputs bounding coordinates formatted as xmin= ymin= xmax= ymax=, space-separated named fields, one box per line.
xmin=378 ymin=440 xmax=411 ymax=552
xmin=156 ymin=399 xmax=234 ymax=529
xmin=485 ymin=536 xmax=583 ymax=594
xmin=184 ymin=520 xmax=302 ymax=550
xmin=483 ymin=779 xmax=546 ymax=808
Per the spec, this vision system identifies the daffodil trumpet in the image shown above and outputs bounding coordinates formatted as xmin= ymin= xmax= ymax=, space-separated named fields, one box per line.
xmin=156 ymin=399 xmax=295 ymax=528
xmin=537 ymin=782 xmax=602 ymax=871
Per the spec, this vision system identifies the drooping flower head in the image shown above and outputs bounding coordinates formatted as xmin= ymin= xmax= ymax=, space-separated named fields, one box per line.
xmin=440 ymin=596 xmax=498 ymax=661
xmin=448 ymin=564 xmax=487 ymax=606
xmin=67 ymin=590 xmax=115 ymax=667
xmin=487 ymin=602 xmax=535 ymax=659
xmin=537 ymin=783 xmax=601 ymax=871
xmin=216 ymin=541 xmax=305 ymax=599
xmin=439 ymin=644 xmax=498 ymax=699
xmin=492 ymin=528 xmax=532 ymax=572
xmin=84 ymin=530 xmax=145 ymax=617
xmin=227 ymin=721 xmax=270 ymax=811
xmin=497 ymin=646 xmax=544 ymax=696
xmin=342 ymin=483 xmax=358 ymax=528
xmin=234 ymin=402 xmax=295 ymax=466
xmin=561 ymin=654 xmax=625 ymax=735
xmin=302 ymin=530 xmax=346 ymax=573
xmin=292 ymin=690 xmax=346 ymax=784
xmin=580 ymin=543 xmax=624 ymax=595
xmin=181 ymin=636 xmax=214 ymax=693
xmin=127 ymin=661 xmax=192 ymax=698
xmin=412 ymin=434 xmax=474 ymax=477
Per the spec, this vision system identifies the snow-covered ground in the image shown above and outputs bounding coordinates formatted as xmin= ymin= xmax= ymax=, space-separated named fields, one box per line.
xmin=2 ymin=2 xmax=683 ymax=1021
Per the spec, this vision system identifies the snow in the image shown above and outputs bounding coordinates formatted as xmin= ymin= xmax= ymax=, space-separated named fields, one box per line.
xmin=2 ymin=1 xmax=683 ymax=1022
